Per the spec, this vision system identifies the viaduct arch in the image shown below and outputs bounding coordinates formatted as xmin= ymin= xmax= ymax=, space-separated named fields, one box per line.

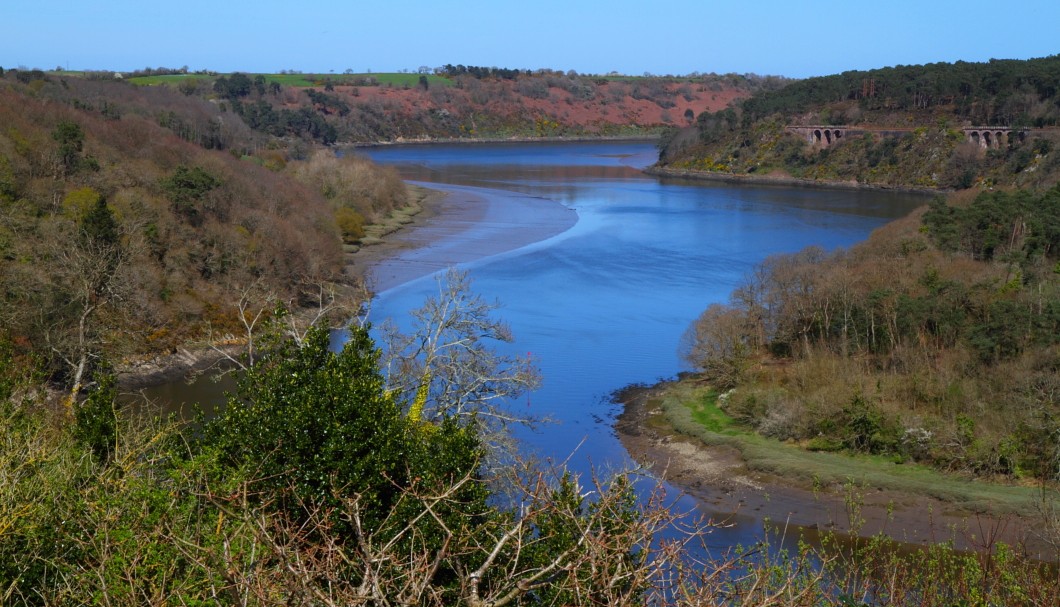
xmin=787 ymin=126 xmax=1032 ymax=150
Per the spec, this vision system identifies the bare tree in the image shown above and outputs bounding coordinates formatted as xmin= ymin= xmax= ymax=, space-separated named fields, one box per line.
xmin=169 ymin=460 xmax=774 ymax=607
xmin=681 ymin=303 xmax=755 ymax=389
xmin=204 ymin=277 xmax=365 ymax=374
xmin=32 ymin=212 xmax=130 ymax=402
xmin=375 ymin=269 xmax=541 ymax=433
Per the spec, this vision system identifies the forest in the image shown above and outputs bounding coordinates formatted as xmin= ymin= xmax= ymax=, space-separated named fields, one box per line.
xmin=658 ymin=55 xmax=1060 ymax=191
xmin=0 ymin=69 xmax=408 ymax=391
xmin=64 ymin=65 xmax=779 ymax=143
xmin=739 ymin=56 xmax=1060 ymax=126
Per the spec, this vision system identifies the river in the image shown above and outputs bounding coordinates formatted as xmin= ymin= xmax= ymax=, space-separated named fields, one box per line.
xmin=136 ymin=140 xmax=927 ymax=549
xmin=354 ymin=140 xmax=927 ymax=550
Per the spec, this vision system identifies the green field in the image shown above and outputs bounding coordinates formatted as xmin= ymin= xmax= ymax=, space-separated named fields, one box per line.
xmin=121 ymin=72 xmax=452 ymax=88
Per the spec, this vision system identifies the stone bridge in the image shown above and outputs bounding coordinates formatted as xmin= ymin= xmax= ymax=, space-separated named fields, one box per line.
xmin=787 ymin=126 xmax=858 ymax=147
xmin=787 ymin=125 xmax=1033 ymax=149
xmin=963 ymin=127 xmax=1025 ymax=149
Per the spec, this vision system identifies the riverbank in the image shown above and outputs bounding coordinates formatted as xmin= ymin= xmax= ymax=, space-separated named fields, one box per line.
xmin=117 ymin=175 xmax=578 ymax=389
xmin=645 ymin=165 xmax=948 ymax=195
xmin=349 ymin=134 xmax=662 ymax=148
xmin=615 ymin=379 xmax=1058 ymax=559
xmin=349 ymin=163 xmax=1059 ymax=557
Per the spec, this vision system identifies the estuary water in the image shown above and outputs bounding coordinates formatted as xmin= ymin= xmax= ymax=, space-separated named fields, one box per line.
xmin=357 ymin=141 xmax=927 ymax=547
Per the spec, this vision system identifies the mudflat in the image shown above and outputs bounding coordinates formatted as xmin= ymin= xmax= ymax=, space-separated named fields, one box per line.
xmin=352 ymin=182 xmax=576 ymax=294
xmin=615 ymin=381 xmax=1058 ymax=559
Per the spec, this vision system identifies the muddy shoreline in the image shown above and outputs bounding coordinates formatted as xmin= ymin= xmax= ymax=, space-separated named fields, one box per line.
xmin=614 ymin=381 xmax=1057 ymax=558
xmin=346 ymin=135 xmax=661 ymax=148
xmin=645 ymin=165 xmax=947 ymax=195
xmin=118 ymin=176 xmax=577 ymax=387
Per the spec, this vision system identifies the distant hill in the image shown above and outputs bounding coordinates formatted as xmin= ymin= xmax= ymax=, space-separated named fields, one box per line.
xmin=42 ymin=67 xmax=779 ymax=143
xmin=309 ymin=71 xmax=768 ymax=141
xmin=657 ymin=56 xmax=1060 ymax=191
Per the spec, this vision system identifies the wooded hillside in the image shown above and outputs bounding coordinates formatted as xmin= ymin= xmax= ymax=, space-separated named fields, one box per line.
xmin=0 ymin=70 xmax=406 ymax=389
xmin=52 ymin=66 xmax=780 ymax=143
xmin=658 ymin=56 xmax=1060 ymax=190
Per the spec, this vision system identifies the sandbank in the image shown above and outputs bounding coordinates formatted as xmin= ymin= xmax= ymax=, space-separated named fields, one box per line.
xmin=352 ymin=182 xmax=577 ymax=294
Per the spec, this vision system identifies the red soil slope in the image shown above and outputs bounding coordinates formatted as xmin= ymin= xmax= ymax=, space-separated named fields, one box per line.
xmin=329 ymin=78 xmax=748 ymax=135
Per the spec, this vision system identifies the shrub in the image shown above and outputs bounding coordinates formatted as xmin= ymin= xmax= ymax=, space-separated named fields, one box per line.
xmin=334 ymin=206 xmax=365 ymax=242
xmin=203 ymin=323 xmax=486 ymax=529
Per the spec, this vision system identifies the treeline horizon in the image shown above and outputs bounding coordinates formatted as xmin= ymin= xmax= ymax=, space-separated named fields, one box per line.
xmin=9 ymin=62 xmax=793 ymax=80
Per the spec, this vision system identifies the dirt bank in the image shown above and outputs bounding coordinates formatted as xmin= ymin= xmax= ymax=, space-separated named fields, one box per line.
xmin=615 ymin=381 xmax=1057 ymax=559
xmin=645 ymin=165 xmax=946 ymax=195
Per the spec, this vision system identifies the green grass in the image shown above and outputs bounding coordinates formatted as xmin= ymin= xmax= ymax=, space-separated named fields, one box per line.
xmin=661 ymin=382 xmax=1053 ymax=517
xmin=126 ymin=74 xmax=210 ymax=86
xmin=340 ymin=73 xmax=452 ymax=88
xmin=685 ymin=389 xmax=737 ymax=434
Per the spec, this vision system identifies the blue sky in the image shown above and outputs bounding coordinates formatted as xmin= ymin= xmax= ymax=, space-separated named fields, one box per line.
xmin=3 ymin=0 xmax=1058 ymax=78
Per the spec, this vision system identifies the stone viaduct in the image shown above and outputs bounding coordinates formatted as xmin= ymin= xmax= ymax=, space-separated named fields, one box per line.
xmin=786 ymin=125 xmax=1032 ymax=149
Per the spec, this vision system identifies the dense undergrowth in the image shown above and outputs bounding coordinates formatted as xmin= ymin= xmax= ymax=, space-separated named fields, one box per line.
xmin=0 ymin=70 xmax=410 ymax=390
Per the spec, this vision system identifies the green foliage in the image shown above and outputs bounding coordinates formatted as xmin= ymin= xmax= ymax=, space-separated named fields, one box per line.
xmin=738 ymin=56 xmax=1060 ymax=125
xmin=159 ymin=164 xmax=220 ymax=222
xmin=1 ymin=325 xmax=1057 ymax=603
xmin=233 ymin=99 xmax=338 ymax=144
xmin=51 ymin=119 xmax=84 ymax=175
xmin=924 ymin=185 xmax=1060 ymax=264
xmin=61 ymin=186 xmax=102 ymax=218
xmin=160 ymin=164 xmax=220 ymax=204
xmin=840 ymin=393 xmax=898 ymax=454
xmin=212 ymin=72 xmax=252 ymax=100
xmin=305 ymin=88 xmax=351 ymax=116
xmin=74 ymin=366 xmax=120 ymax=463
xmin=334 ymin=206 xmax=365 ymax=241
xmin=78 ymin=195 xmax=120 ymax=248
xmin=204 ymin=323 xmax=486 ymax=527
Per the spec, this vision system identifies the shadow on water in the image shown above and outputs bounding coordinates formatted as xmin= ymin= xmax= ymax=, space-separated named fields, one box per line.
xmin=122 ymin=370 xmax=237 ymax=422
